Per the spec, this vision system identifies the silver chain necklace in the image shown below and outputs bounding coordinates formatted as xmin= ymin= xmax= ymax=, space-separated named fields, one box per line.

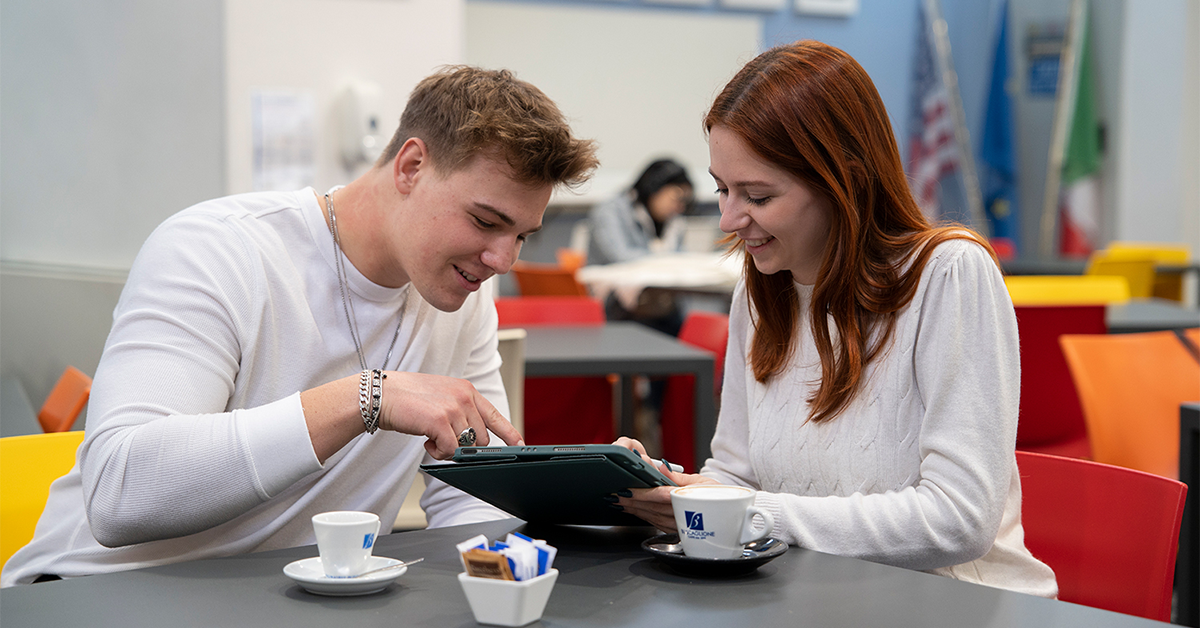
xmin=325 ymin=189 xmax=405 ymax=371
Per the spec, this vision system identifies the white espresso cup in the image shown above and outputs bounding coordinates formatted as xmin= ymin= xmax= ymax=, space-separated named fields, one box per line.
xmin=312 ymin=511 xmax=381 ymax=577
xmin=670 ymin=485 xmax=775 ymax=560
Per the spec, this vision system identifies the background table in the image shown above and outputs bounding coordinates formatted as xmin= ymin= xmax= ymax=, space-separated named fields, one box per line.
xmin=1 ymin=518 xmax=1168 ymax=627
xmin=1106 ymin=298 xmax=1200 ymax=333
xmin=576 ymin=252 xmax=741 ymax=310
xmin=517 ymin=322 xmax=716 ymax=465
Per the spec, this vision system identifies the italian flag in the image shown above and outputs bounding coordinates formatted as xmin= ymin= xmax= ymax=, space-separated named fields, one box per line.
xmin=1058 ymin=9 xmax=1102 ymax=257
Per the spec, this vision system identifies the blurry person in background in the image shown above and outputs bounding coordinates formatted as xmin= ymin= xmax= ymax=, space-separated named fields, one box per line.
xmin=587 ymin=158 xmax=694 ymax=337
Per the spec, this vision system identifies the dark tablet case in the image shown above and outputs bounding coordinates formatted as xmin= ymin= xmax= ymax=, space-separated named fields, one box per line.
xmin=420 ymin=446 xmax=675 ymax=526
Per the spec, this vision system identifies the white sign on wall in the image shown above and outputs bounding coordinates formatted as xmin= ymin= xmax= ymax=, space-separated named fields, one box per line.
xmin=251 ymin=89 xmax=315 ymax=192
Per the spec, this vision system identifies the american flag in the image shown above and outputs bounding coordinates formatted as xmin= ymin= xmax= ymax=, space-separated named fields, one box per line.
xmin=907 ymin=2 xmax=958 ymax=220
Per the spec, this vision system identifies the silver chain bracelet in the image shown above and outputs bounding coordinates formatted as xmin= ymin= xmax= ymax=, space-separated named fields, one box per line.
xmin=358 ymin=369 xmax=385 ymax=434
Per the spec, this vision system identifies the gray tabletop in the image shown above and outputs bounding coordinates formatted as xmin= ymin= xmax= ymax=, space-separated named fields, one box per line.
xmin=1 ymin=518 xmax=1166 ymax=627
xmin=1106 ymin=298 xmax=1200 ymax=333
xmin=1001 ymin=259 xmax=1089 ymax=276
xmin=516 ymin=322 xmax=716 ymax=465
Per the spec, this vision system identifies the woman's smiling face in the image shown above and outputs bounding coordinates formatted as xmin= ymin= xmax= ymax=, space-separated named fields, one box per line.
xmin=709 ymin=125 xmax=833 ymax=285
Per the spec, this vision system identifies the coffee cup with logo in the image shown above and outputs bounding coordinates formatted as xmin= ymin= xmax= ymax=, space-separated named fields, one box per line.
xmin=312 ymin=511 xmax=381 ymax=577
xmin=669 ymin=485 xmax=775 ymax=560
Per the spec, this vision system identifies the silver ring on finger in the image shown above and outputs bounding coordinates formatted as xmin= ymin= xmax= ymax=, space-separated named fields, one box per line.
xmin=457 ymin=427 xmax=477 ymax=447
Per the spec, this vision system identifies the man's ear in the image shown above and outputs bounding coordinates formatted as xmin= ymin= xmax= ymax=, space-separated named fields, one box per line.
xmin=392 ymin=137 xmax=429 ymax=195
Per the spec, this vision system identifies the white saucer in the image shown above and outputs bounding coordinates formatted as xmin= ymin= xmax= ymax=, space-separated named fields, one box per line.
xmin=283 ymin=556 xmax=408 ymax=596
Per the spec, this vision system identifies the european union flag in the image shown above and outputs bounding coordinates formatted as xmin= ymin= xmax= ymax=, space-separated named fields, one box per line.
xmin=979 ymin=0 xmax=1019 ymax=256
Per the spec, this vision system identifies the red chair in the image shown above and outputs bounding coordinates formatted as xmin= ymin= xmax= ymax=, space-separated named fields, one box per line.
xmin=495 ymin=296 xmax=604 ymax=327
xmin=495 ymin=297 xmax=614 ymax=445
xmin=1016 ymin=451 xmax=1187 ymax=621
xmin=1011 ymin=305 xmax=1106 ymax=459
xmin=659 ymin=311 xmax=729 ymax=472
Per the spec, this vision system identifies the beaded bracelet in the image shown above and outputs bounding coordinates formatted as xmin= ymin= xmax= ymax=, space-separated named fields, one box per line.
xmin=358 ymin=369 xmax=385 ymax=434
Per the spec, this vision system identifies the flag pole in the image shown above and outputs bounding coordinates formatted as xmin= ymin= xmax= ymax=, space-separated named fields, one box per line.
xmin=1038 ymin=0 xmax=1085 ymax=259
xmin=924 ymin=0 xmax=988 ymax=237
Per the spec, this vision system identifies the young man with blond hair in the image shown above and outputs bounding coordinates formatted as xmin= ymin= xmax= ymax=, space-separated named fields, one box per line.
xmin=3 ymin=66 xmax=598 ymax=585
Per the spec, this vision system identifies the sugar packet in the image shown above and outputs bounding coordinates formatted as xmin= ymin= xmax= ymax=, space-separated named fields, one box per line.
xmin=457 ymin=533 xmax=556 ymax=582
xmin=504 ymin=532 xmax=557 ymax=579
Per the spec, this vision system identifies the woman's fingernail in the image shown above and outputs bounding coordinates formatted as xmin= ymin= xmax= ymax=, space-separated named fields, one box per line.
xmin=608 ymin=503 xmax=625 ymax=511
xmin=616 ymin=489 xmax=632 ymax=498
xmin=602 ymin=494 xmax=619 ymax=503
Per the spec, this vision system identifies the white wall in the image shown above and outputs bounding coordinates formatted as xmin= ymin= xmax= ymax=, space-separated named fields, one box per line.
xmin=0 ymin=0 xmax=466 ymax=418
xmin=0 ymin=0 xmax=225 ymax=271
xmin=1185 ymin=0 xmax=1200 ymax=253
xmin=1112 ymin=0 xmax=1197 ymax=249
xmin=466 ymin=3 xmax=761 ymax=205
xmin=224 ymin=0 xmax=465 ymax=195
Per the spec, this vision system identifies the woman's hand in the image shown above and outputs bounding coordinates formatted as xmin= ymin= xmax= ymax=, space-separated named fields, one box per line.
xmin=611 ymin=437 xmax=718 ymax=531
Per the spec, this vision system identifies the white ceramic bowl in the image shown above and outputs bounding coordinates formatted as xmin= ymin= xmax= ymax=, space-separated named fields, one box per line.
xmin=457 ymin=569 xmax=559 ymax=627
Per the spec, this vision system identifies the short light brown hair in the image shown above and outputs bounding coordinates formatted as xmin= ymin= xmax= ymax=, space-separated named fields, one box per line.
xmin=377 ymin=65 xmax=597 ymax=189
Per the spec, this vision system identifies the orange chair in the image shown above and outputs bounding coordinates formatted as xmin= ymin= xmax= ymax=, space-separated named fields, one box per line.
xmin=1060 ymin=329 xmax=1200 ymax=479
xmin=1011 ymin=305 xmax=1106 ymax=459
xmin=510 ymin=261 xmax=588 ymax=297
xmin=659 ymin=311 xmax=729 ymax=472
xmin=38 ymin=366 xmax=92 ymax=433
xmin=1016 ymin=451 xmax=1187 ymax=621
xmin=496 ymin=297 xmax=614 ymax=445
xmin=555 ymin=248 xmax=586 ymax=272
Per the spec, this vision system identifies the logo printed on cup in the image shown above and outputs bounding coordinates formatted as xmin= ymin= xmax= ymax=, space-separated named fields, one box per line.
xmin=362 ymin=533 xmax=376 ymax=550
xmin=682 ymin=511 xmax=716 ymax=540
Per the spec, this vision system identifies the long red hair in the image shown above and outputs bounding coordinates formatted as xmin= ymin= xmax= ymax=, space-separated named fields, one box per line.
xmin=706 ymin=40 xmax=995 ymax=423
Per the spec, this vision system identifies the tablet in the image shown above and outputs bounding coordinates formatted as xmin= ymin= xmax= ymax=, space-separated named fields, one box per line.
xmin=420 ymin=444 xmax=675 ymax=526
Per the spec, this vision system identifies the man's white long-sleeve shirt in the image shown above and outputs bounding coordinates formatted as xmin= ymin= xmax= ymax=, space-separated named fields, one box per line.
xmin=3 ymin=189 xmax=509 ymax=586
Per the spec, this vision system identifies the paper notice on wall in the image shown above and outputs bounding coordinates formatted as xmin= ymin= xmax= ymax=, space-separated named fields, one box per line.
xmin=252 ymin=89 xmax=315 ymax=191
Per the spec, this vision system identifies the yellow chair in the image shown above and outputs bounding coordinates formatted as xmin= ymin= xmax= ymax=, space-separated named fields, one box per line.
xmin=1 ymin=431 xmax=85 ymax=567
xmin=1085 ymin=253 xmax=1157 ymax=299
xmin=1004 ymin=275 xmax=1130 ymax=306
xmin=1104 ymin=242 xmax=1191 ymax=301
xmin=1059 ymin=330 xmax=1200 ymax=479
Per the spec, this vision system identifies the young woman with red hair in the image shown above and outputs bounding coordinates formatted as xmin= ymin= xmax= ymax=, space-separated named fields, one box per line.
xmin=616 ymin=41 xmax=1056 ymax=597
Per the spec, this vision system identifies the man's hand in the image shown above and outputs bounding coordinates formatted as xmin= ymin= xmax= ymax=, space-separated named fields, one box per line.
xmin=301 ymin=372 xmax=524 ymax=463
xmin=380 ymin=371 xmax=524 ymax=459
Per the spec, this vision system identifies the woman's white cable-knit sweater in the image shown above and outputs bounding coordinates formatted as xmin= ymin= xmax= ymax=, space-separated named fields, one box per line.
xmin=702 ymin=239 xmax=1057 ymax=598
